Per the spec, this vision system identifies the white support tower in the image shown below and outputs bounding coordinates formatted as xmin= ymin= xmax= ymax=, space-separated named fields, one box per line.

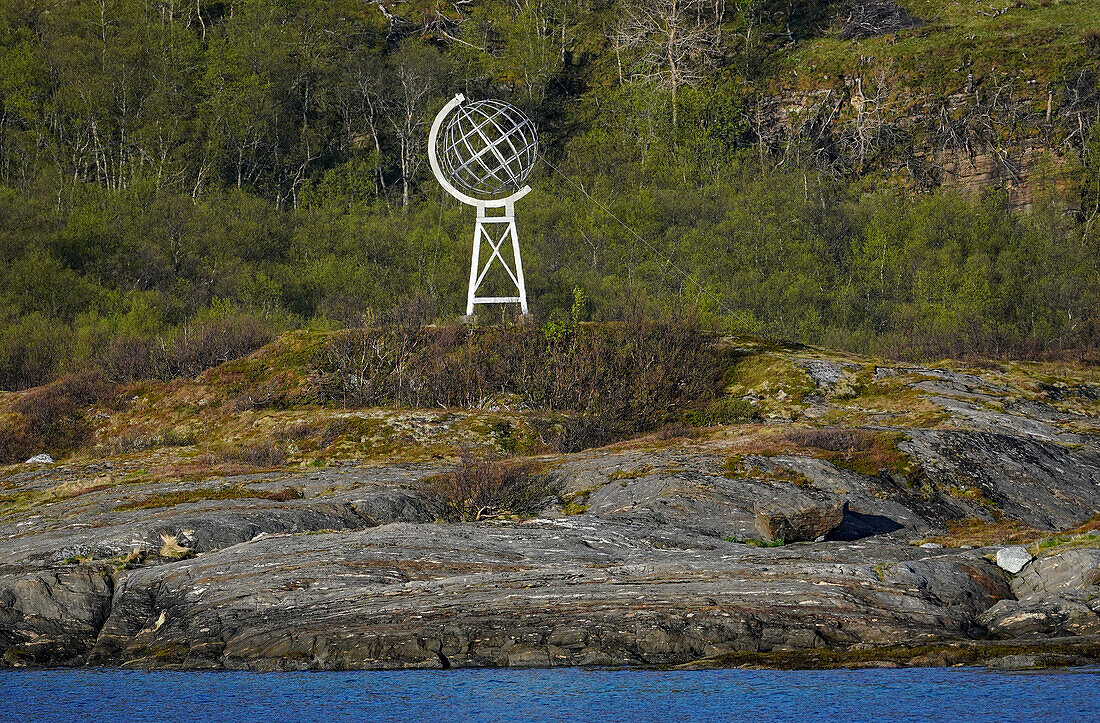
xmin=467 ymin=202 xmax=528 ymax=315
xmin=428 ymin=94 xmax=538 ymax=317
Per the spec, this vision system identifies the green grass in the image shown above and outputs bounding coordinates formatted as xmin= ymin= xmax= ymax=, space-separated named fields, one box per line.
xmin=0 ymin=479 xmax=114 ymax=516
xmin=725 ymin=536 xmax=786 ymax=548
xmin=782 ymin=428 xmax=914 ymax=477
xmin=1033 ymin=529 xmax=1100 ymax=556
xmin=610 ymin=465 xmax=654 ymax=481
xmin=723 ymin=455 xmax=813 ymax=488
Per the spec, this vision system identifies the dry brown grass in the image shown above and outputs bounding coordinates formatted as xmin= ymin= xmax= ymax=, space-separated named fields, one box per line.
xmin=158 ymin=533 xmax=192 ymax=559
xmin=0 ymin=477 xmax=114 ymax=515
xmin=118 ymin=484 xmax=303 ymax=510
xmin=721 ymin=426 xmax=913 ymax=477
xmin=929 ymin=515 xmax=1100 ymax=549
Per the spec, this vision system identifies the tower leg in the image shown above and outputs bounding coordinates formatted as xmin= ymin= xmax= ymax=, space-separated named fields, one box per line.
xmin=508 ymin=205 xmax=529 ymax=314
xmin=466 ymin=211 xmax=484 ymax=317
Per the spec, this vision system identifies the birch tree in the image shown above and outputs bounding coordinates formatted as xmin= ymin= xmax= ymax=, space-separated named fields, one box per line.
xmin=615 ymin=0 xmax=723 ymax=133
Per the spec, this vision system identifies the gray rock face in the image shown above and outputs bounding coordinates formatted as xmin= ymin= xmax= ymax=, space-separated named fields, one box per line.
xmin=979 ymin=547 xmax=1100 ymax=639
xmin=0 ymin=567 xmax=112 ymax=665
xmin=349 ymin=490 xmax=431 ymax=525
xmin=978 ymin=596 xmax=1100 ymax=639
xmin=798 ymin=360 xmax=847 ymax=387
xmin=996 ymin=546 xmax=1033 ymax=574
xmin=1011 ymin=549 xmax=1100 ymax=598
xmin=84 ymin=524 xmax=1010 ymax=670
xmin=901 ymin=431 xmax=1100 ymax=530
xmin=754 ymin=498 xmax=843 ymax=542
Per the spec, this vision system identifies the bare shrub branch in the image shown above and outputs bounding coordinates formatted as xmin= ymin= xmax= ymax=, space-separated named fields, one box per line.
xmin=417 ymin=453 xmax=561 ymax=522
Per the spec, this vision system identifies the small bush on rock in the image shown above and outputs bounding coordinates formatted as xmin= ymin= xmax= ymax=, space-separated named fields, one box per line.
xmin=221 ymin=440 xmax=288 ymax=468
xmin=417 ymin=453 xmax=561 ymax=522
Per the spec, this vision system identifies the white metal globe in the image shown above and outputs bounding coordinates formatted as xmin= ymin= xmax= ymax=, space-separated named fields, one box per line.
xmin=438 ymin=99 xmax=538 ymax=199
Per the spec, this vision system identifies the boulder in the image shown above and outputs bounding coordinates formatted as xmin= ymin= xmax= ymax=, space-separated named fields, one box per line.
xmin=0 ymin=567 xmax=113 ymax=665
xmin=996 ymin=545 xmax=1032 ymax=574
xmin=754 ymin=499 xmax=843 ymax=543
xmin=24 ymin=454 xmax=54 ymax=465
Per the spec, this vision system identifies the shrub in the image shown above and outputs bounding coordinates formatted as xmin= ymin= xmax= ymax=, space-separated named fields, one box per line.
xmin=100 ymin=336 xmax=157 ymax=383
xmin=684 ymin=397 xmax=759 ymax=426
xmin=783 ymin=427 xmax=909 ymax=476
xmin=0 ymin=314 xmax=71 ymax=391
xmin=0 ymin=424 xmax=38 ymax=465
xmin=119 ymin=484 xmax=303 ymax=510
xmin=163 ymin=315 xmax=272 ymax=379
xmin=103 ymin=427 xmax=196 ymax=456
xmin=838 ymin=0 xmax=923 ymax=40
xmin=220 ymin=440 xmax=288 ymax=468
xmin=1085 ymin=29 xmax=1100 ymax=53
xmin=319 ymin=318 xmax=725 ymax=451
xmin=274 ymin=422 xmax=320 ymax=443
xmin=417 ymin=453 xmax=561 ymax=522
xmin=84 ymin=310 xmax=276 ymax=387
xmin=320 ymin=419 xmax=353 ymax=448
xmin=8 ymin=370 xmax=114 ymax=458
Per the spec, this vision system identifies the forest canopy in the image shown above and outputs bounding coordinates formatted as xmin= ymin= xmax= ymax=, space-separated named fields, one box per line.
xmin=0 ymin=0 xmax=1098 ymax=390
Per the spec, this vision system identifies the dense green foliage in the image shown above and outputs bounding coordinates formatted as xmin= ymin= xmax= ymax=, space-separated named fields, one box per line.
xmin=1 ymin=0 xmax=1098 ymax=390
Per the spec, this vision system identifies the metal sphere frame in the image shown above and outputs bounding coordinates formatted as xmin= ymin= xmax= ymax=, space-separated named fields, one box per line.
xmin=429 ymin=93 xmax=536 ymax=316
xmin=439 ymin=98 xmax=538 ymax=197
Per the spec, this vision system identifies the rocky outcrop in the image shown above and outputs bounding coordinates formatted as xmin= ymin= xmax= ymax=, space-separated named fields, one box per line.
xmin=979 ymin=596 xmax=1100 ymax=639
xmin=1 ymin=350 xmax=1098 ymax=670
xmin=901 ymin=431 xmax=1100 ymax=530
xmin=83 ymin=523 xmax=1009 ymax=670
xmin=1011 ymin=549 xmax=1100 ymax=598
xmin=979 ymin=546 xmax=1100 ymax=640
xmin=996 ymin=546 xmax=1032 ymax=574
xmin=0 ymin=567 xmax=112 ymax=665
xmin=0 ymin=437 xmax=1093 ymax=670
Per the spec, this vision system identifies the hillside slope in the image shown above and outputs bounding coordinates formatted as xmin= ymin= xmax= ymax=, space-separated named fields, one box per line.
xmin=759 ymin=0 xmax=1100 ymax=207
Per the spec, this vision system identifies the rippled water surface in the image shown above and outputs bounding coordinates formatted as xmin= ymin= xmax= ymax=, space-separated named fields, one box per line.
xmin=2 ymin=667 xmax=1096 ymax=722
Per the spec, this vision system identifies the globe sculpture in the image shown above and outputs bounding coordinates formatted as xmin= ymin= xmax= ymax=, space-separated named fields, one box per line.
xmin=429 ymin=94 xmax=538 ymax=316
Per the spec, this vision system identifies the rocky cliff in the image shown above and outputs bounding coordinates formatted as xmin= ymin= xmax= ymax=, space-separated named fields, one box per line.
xmin=1 ymin=335 xmax=1098 ymax=670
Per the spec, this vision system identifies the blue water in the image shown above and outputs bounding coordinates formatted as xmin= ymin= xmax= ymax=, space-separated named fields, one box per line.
xmin=1 ymin=667 xmax=1096 ymax=722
